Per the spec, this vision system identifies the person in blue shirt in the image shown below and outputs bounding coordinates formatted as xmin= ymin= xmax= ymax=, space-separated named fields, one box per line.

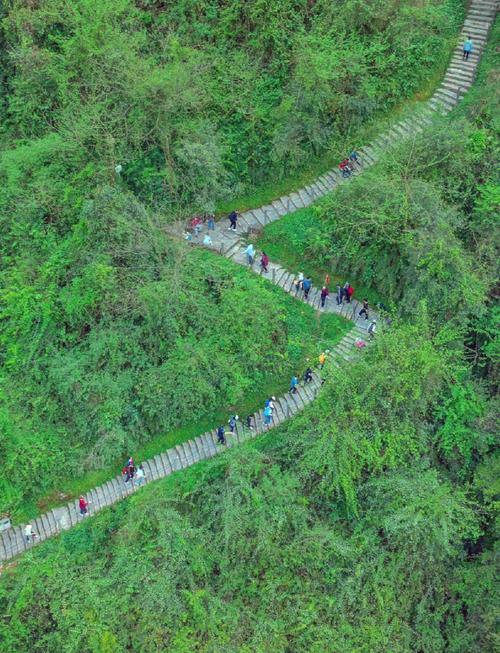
xmin=463 ymin=37 xmax=473 ymax=61
xmin=289 ymin=375 xmax=298 ymax=394
xmin=217 ymin=426 xmax=226 ymax=445
xmin=263 ymin=405 xmax=272 ymax=426
xmin=302 ymin=276 xmax=312 ymax=300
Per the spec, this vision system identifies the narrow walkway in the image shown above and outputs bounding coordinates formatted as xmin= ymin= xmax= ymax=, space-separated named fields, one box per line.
xmin=179 ymin=0 xmax=496 ymax=238
xmin=1 ymin=326 xmax=367 ymax=562
xmin=2 ymin=0 xmax=496 ymax=564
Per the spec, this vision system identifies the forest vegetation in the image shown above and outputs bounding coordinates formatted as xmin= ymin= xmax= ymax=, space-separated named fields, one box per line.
xmin=0 ymin=0 xmax=498 ymax=652
xmin=0 ymin=0 xmax=466 ymax=518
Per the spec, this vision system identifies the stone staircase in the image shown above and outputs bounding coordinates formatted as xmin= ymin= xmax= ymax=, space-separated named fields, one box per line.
xmin=1 ymin=0 xmax=496 ymax=564
xmin=0 ymin=324 xmax=369 ymax=563
xmin=179 ymin=0 xmax=497 ymax=237
xmin=203 ymin=226 xmax=378 ymax=328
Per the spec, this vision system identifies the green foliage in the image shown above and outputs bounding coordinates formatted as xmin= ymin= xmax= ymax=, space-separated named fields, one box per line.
xmin=0 ymin=0 xmax=462 ymax=215
xmin=0 ymin=327 xmax=494 ymax=652
xmin=259 ymin=109 xmax=498 ymax=333
xmin=0 ymin=3 xmax=497 ymax=652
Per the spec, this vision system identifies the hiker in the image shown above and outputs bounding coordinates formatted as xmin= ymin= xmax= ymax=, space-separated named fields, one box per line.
xmin=203 ymin=233 xmax=212 ymax=246
xmin=292 ymin=277 xmax=300 ymax=294
xmin=228 ymin=210 xmax=238 ymax=231
xmin=339 ymin=159 xmax=352 ymax=178
xmin=319 ymin=351 xmax=326 ymax=369
xmin=245 ymin=415 xmax=254 ymax=430
xmin=303 ymin=367 xmax=313 ymax=383
xmin=320 ymin=286 xmax=329 ymax=308
xmin=183 ymin=230 xmax=193 ymax=242
xmin=349 ymin=151 xmax=360 ymax=168
xmin=298 ymin=272 xmax=304 ymax=289
xmin=207 ymin=215 xmax=215 ymax=231
xmin=245 ymin=243 xmax=255 ymax=266
xmin=289 ymin=375 xmax=298 ymax=394
xmin=346 ymin=283 xmax=354 ymax=303
xmin=24 ymin=524 xmax=37 ymax=544
xmin=336 ymin=284 xmax=343 ymax=305
xmin=263 ymin=405 xmax=273 ymax=426
xmin=79 ymin=496 xmax=89 ymax=517
xmin=134 ymin=464 xmax=146 ymax=487
xmin=260 ymin=252 xmax=269 ymax=273
xmin=463 ymin=36 xmax=473 ymax=60
xmin=359 ymin=298 xmax=369 ymax=320
xmin=217 ymin=425 xmax=226 ymax=445
xmin=302 ymin=276 xmax=312 ymax=300
xmin=343 ymin=282 xmax=350 ymax=303
xmin=228 ymin=415 xmax=238 ymax=433
xmin=122 ymin=457 xmax=135 ymax=483
xmin=265 ymin=396 xmax=276 ymax=411
xmin=191 ymin=216 xmax=202 ymax=237
xmin=368 ymin=319 xmax=377 ymax=339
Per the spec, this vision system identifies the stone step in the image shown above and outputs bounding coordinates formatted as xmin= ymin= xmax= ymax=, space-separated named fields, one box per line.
xmin=433 ymin=90 xmax=459 ymax=105
xmin=440 ymin=81 xmax=467 ymax=97
xmin=461 ymin=21 xmax=490 ymax=33
xmin=444 ymin=71 xmax=474 ymax=86
xmin=445 ymin=66 xmax=475 ymax=81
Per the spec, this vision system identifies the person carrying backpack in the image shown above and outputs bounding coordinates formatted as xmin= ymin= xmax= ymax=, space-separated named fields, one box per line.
xmin=359 ymin=299 xmax=369 ymax=320
xmin=303 ymin=367 xmax=313 ymax=383
xmin=217 ymin=426 xmax=226 ymax=445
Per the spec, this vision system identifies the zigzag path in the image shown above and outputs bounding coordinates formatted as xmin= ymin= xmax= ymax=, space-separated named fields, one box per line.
xmin=1 ymin=0 xmax=496 ymax=564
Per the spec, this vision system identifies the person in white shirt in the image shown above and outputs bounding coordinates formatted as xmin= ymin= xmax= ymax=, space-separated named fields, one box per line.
xmin=24 ymin=524 xmax=36 ymax=544
xmin=244 ymin=243 xmax=255 ymax=266
xmin=203 ymin=234 xmax=212 ymax=246
xmin=134 ymin=465 xmax=146 ymax=487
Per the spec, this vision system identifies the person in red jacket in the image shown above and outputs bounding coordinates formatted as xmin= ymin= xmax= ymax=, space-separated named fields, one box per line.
xmin=79 ymin=496 xmax=89 ymax=517
xmin=347 ymin=284 xmax=354 ymax=303
xmin=260 ymin=252 xmax=269 ymax=273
